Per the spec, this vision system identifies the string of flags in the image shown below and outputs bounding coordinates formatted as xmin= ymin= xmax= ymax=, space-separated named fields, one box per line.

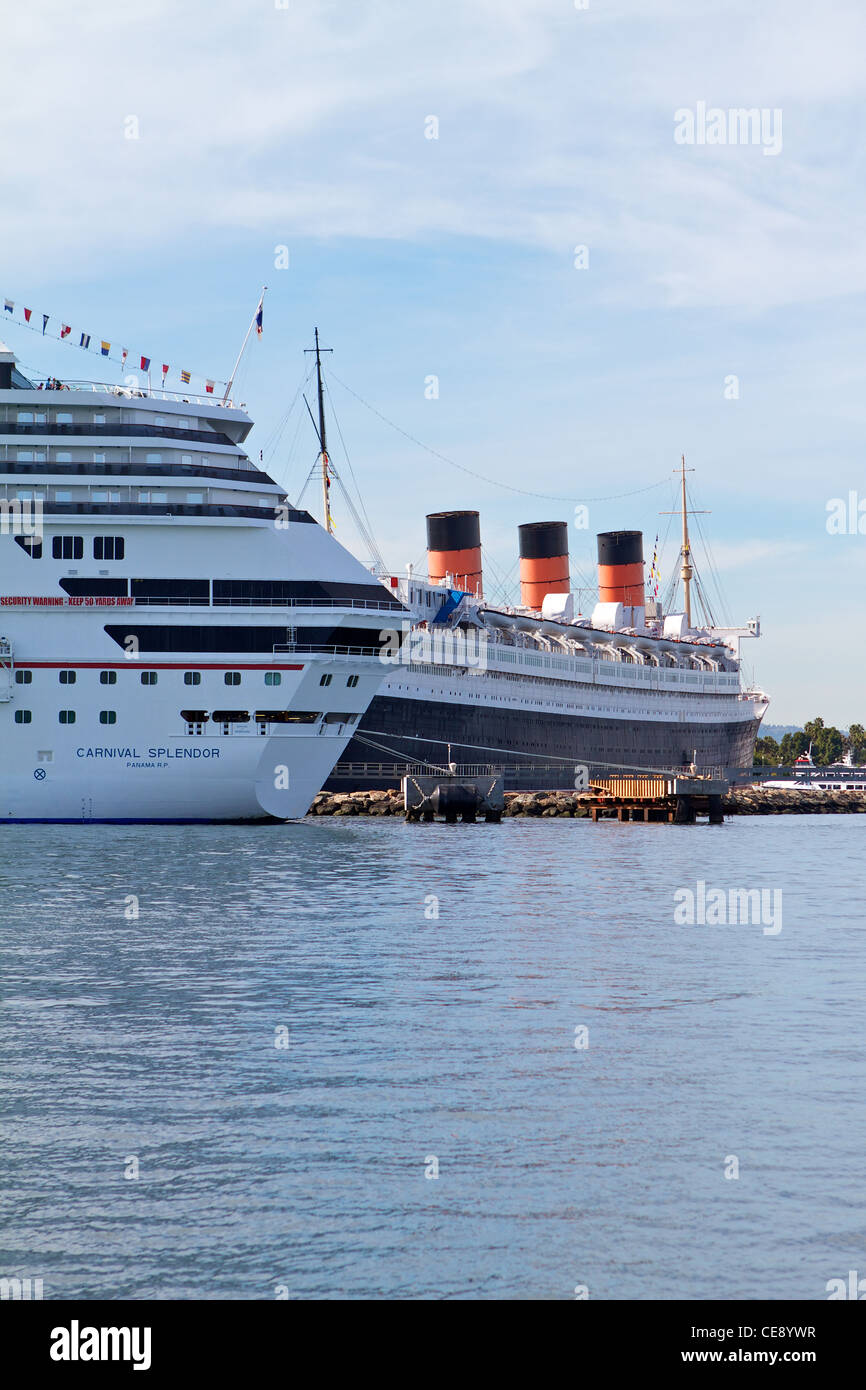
xmin=647 ymin=532 xmax=660 ymax=599
xmin=2 ymin=293 xmax=240 ymax=394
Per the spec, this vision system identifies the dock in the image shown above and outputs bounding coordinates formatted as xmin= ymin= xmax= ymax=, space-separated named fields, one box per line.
xmin=587 ymin=774 xmax=729 ymax=823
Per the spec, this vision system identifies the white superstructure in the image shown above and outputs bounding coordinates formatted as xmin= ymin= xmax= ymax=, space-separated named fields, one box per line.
xmin=0 ymin=343 xmax=401 ymax=821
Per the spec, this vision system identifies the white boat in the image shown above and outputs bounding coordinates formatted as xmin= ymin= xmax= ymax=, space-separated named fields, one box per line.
xmin=760 ymin=746 xmax=866 ymax=791
xmin=0 ymin=336 xmax=402 ymax=822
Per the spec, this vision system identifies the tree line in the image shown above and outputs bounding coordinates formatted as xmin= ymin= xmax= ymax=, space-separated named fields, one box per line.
xmin=754 ymin=718 xmax=866 ymax=766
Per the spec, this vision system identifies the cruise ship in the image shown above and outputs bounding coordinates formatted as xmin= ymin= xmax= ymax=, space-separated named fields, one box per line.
xmin=0 ymin=338 xmax=404 ymax=822
xmin=328 ymin=481 xmax=769 ymax=788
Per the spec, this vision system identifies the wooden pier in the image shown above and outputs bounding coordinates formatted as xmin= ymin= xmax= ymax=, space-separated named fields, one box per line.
xmin=587 ymin=774 xmax=729 ymax=824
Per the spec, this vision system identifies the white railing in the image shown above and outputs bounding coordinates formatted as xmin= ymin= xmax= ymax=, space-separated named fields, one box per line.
xmin=31 ymin=381 xmax=244 ymax=410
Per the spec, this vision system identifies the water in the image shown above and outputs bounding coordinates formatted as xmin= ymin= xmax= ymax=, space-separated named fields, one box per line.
xmin=1 ymin=814 xmax=863 ymax=1301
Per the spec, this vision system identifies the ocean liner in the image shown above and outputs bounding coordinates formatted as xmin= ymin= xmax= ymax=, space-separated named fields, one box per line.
xmin=0 ymin=337 xmax=404 ymax=822
xmin=328 ymin=475 xmax=768 ymax=789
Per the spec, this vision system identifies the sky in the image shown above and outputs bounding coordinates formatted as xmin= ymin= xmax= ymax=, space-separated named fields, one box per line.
xmin=2 ymin=0 xmax=865 ymax=725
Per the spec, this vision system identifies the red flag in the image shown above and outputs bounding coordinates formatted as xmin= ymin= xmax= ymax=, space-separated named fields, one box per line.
xmin=60 ymin=324 xmax=71 ymax=338
xmin=140 ymin=356 xmax=150 ymax=371
xmin=23 ymin=308 xmax=32 ymax=323
xmin=205 ymin=380 xmax=214 ymax=394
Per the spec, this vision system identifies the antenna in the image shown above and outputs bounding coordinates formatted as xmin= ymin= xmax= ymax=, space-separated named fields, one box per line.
xmin=305 ymin=328 xmax=334 ymax=533
xmin=659 ymin=455 xmax=709 ymax=628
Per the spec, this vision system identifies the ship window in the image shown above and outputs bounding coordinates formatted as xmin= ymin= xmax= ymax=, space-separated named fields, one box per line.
xmin=146 ymin=453 xmax=162 ymax=464
xmin=56 ymin=452 xmax=72 ymax=462
xmin=180 ymin=710 xmax=209 ymax=723
xmin=141 ymin=671 xmax=158 ymax=685
xmin=17 ymin=451 xmax=46 ymax=462
xmin=224 ymin=672 xmax=241 ymax=685
xmin=186 ymin=492 xmax=204 ymax=503
xmin=59 ymin=670 xmax=76 ymax=684
xmin=99 ymin=710 xmax=117 ymax=724
xmin=94 ymin=536 xmax=125 ymax=560
xmin=60 ymin=577 xmax=128 ymax=597
xmin=184 ymin=672 xmax=202 ymax=685
xmin=92 ymin=491 xmax=121 ymax=502
xmin=181 ymin=455 xmax=193 ymax=466
xmin=104 ymin=624 xmax=326 ymax=653
xmin=254 ymin=710 xmax=319 ymax=723
xmin=131 ymin=578 xmax=209 ymax=604
xmin=92 ymin=454 xmax=105 ymax=464
xmin=319 ymin=673 xmax=332 ymax=686
xmin=346 ymin=674 xmax=359 ymax=687
xmin=58 ymin=710 xmax=76 ymax=724
xmin=16 ymin=490 xmax=43 ymax=501
xmin=100 ymin=671 xmax=117 ymax=684
xmin=56 ymin=412 xmax=73 ymax=424
xmin=15 ymin=669 xmax=33 ymax=684
xmin=177 ymin=419 xmax=189 ymax=429
xmin=154 ymin=417 xmax=166 ymax=426
xmin=54 ymin=491 xmax=72 ymax=502
xmin=52 ymin=535 xmax=83 ymax=560
xmin=264 ymin=672 xmax=281 ymax=686
xmin=210 ymin=710 xmax=249 ymax=722
xmin=323 ymin=712 xmax=356 ymax=723
xmin=93 ymin=414 xmax=106 ymax=424
xmin=14 ymin=535 xmax=42 ymax=558
xmin=14 ymin=709 xmax=32 ymax=724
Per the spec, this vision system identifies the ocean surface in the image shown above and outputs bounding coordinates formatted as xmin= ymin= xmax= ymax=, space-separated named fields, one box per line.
xmin=1 ymin=813 xmax=863 ymax=1301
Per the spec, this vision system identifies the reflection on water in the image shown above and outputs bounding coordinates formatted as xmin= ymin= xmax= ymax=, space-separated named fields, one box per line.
xmin=0 ymin=815 xmax=863 ymax=1300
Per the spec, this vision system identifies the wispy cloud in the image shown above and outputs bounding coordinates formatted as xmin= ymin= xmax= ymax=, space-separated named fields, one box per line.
xmin=5 ymin=0 xmax=866 ymax=312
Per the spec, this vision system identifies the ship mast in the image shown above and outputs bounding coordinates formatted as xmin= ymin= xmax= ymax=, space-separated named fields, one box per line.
xmin=679 ymin=454 xmax=693 ymax=628
xmin=305 ymin=328 xmax=334 ymax=534
xmin=660 ymin=456 xmax=708 ymax=629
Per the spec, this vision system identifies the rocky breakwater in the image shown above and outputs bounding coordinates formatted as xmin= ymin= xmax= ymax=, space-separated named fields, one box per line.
xmin=309 ymin=786 xmax=866 ymax=817
xmin=310 ymin=790 xmax=404 ymax=816
xmin=309 ymin=789 xmax=593 ymax=817
xmin=723 ymin=786 xmax=866 ymax=815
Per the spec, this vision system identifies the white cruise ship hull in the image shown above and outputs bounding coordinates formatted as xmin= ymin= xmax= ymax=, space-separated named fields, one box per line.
xmin=0 ymin=350 xmax=401 ymax=822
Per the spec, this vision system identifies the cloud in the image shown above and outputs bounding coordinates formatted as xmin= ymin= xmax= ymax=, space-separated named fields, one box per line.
xmin=4 ymin=0 xmax=866 ymax=312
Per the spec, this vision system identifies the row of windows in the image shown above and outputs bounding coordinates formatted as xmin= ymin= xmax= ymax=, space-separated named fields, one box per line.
xmin=14 ymin=412 xmax=196 ymax=428
xmin=14 ymin=669 xmax=357 ymax=686
xmin=47 ymin=535 xmax=125 ymax=561
xmin=15 ymin=710 xmax=116 ymax=724
xmin=14 ymin=709 xmax=358 ymax=728
xmin=12 ymin=454 xmax=204 ymax=465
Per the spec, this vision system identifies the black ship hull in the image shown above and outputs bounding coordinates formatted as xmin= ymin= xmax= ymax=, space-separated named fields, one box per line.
xmin=327 ymin=693 xmax=761 ymax=790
